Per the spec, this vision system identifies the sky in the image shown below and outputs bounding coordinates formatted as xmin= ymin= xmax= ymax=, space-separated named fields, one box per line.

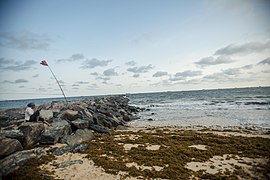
xmin=0 ymin=0 xmax=270 ymax=100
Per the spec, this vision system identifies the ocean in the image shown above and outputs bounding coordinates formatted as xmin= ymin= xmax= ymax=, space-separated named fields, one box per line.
xmin=1 ymin=87 xmax=270 ymax=129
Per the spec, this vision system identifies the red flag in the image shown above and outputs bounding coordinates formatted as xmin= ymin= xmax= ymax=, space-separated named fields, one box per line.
xmin=40 ymin=60 xmax=48 ymax=66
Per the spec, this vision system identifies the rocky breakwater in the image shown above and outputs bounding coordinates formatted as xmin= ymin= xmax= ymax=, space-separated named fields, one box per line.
xmin=0 ymin=95 xmax=141 ymax=177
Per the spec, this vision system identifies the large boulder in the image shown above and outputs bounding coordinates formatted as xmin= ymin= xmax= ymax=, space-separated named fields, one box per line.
xmin=50 ymin=144 xmax=88 ymax=156
xmin=40 ymin=120 xmax=71 ymax=145
xmin=89 ymin=124 xmax=111 ymax=135
xmin=63 ymin=110 xmax=79 ymax=121
xmin=0 ymin=138 xmax=23 ymax=159
xmin=8 ymin=119 xmax=26 ymax=127
xmin=71 ymin=118 xmax=89 ymax=129
xmin=82 ymin=108 xmax=93 ymax=119
xmin=18 ymin=122 xmax=45 ymax=148
xmin=93 ymin=112 xmax=122 ymax=128
xmin=60 ymin=129 xmax=95 ymax=145
xmin=50 ymin=101 xmax=67 ymax=110
xmin=0 ymin=130 xmax=24 ymax=145
xmin=0 ymin=114 xmax=10 ymax=127
xmin=40 ymin=110 xmax=53 ymax=120
xmin=0 ymin=148 xmax=46 ymax=176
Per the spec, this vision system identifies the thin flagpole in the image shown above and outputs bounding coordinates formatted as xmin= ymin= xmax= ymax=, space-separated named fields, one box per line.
xmin=41 ymin=60 xmax=68 ymax=105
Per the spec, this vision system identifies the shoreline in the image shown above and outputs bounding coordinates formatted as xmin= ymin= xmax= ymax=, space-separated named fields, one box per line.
xmin=1 ymin=94 xmax=270 ymax=179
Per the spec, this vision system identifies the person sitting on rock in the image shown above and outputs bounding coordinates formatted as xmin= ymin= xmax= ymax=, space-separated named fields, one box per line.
xmin=25 ymin=102 xmax=51 ymax=126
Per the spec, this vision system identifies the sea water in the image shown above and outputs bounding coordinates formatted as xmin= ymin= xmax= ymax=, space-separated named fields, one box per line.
xmin=127 ymin=87 xmax=270 ymax=129
xmin=0 ymin=87 xmax=269 ymax=129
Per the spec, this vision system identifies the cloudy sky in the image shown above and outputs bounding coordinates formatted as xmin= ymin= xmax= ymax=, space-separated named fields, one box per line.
xmin=0 ymin=0 xmax=270 ymax=100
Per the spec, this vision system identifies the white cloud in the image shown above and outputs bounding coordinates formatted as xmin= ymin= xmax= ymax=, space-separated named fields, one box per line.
xmin=81 ymin=58 xmax=112 ymax=69
xmin=2 ymin=79 xmax=29 ymax=84
xmin=127 ymin=64 xmax=153 ymax=73
xmin=0 ymin=58 xmax=37 ymax=71
xmin=214 ymin=41 xmax=270 ymax=56
xmin=103 ymin=68 xmax=118 ymax=76
xmin=195 ymin=56 xmax=235 ymax=68
xmin=57 ymin=53 xmax=84 ymax=63
xmin=125 ymin=61 xmax=136 ymax=66
xmin=153 ymin=71 xmax=168 ymax=77
xmin=257 ymin=57 xmax=270 ymax=65
xmin=0 ymin=31 xmax=52 ymax=50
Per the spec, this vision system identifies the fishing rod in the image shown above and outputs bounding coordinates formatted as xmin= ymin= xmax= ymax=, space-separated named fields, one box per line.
xmin=40 ymin=60 xmax=68 ymax=105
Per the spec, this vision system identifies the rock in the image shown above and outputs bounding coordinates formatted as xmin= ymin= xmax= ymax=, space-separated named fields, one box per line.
xmin=55 ymin=159 xmax=83 ymax=168
xmin=0 ymin=138 xmax=23 ymax=159
xmin=61 ymin=129 xmax=95 ymax=145
xmin=63 ymin=110 xmax=79 ymax=121
xmin=19 ymin=122 xmax=45 ymax=148
xmin=0 ymin=148 xmax=46 ymax=176
xmin=115 ymin=125 xmax=128 ymax=130
xmin=122 ymin=114 xmax=139 ymax=122
xmin=82 ymin=108 xmax=93 ymax=118
xmin=93 ymin=113 xmax=121 ymax=128
xmin=0 ymin=114 xmax=9 ymax=126
xmin=8 ymin=119 xmax=26 ymax=126
xmin=71 ymin=118 xmax=89 ymax=129
xmin=0 ymin=130 xmax=24 ymax=144
xmin=128 ymin=105 xmax=140 ymax=113
xmin=40 ymin=110 xmax=53 ymax=120
xmin=88 ymin=105 xmax=97 ymax=112
xmin=50 ymin=101 xmax=67 ymax=110
xmin=40 ymin=120 xmax=71 ymax=145
xmin=89 ymin=124 xmax=111 ymax=135
xmin=70 ymin=105 xmax=85 ymax=111
xmin=50 ymin=144 xmax=88 ymax=156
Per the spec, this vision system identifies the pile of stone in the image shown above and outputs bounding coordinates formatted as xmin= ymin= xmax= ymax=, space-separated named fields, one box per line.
xmin=0 ymin=95 xmax=141 ymax=176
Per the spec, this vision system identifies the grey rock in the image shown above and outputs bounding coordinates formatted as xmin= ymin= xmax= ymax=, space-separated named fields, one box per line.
xmin=40 ymin=120 xmax=71 ymax=145
xmin=8 ymin=119 xmax=26 ymax=126
xmin=19 ymin=122 xmax=45 ymax=148
xmin=115 ymin=125 xmax=128 ymax=130
xmin=50 ymin=144 xmax=88 ymax=156
xmin=61 ymin=129 xmax=95 ymax=145
xmin=71 ymin=118 xmax=89 ymax=129
xmin=40 ymin=110 xmax=53 ymax=120
xmin=82 ymin=108 xmax=93 ymax=118
xmin=0 ymin=138 xmax=23 ymax=159
xmin=89 ymin=124 xmax=111 ymax=135
xmin=93 ymin=113 xmax=121 ymax=128
xmin=63 ymin=110 xmax=79 ymax=121
xmin=56 ymin=159 xmax=83 ymax=168
xmin=0 ymin=130 xmax=24 ymax=145
xmin=0 ymin=148 xmax=46 ymax=176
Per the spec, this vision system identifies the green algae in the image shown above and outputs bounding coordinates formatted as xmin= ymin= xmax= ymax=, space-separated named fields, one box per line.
xmin=84 ymin=128 xmax=270 ymax=179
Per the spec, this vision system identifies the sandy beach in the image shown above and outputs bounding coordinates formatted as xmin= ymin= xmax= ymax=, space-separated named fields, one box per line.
xmin=5 ymin=126 xmax=269 ymax=180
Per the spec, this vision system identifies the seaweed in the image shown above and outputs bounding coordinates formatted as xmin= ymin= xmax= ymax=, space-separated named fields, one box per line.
xmin=83 ymin=128 xmax=270 ymax=179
